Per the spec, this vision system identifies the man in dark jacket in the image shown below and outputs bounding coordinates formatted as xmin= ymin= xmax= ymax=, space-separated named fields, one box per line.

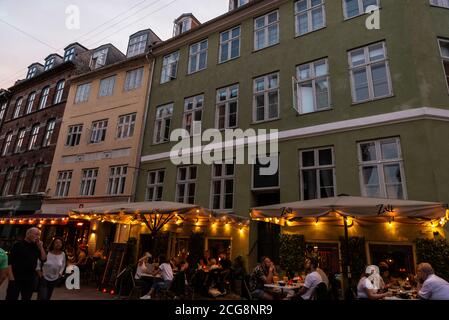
xmin=6 ymin=227 xmax=47 ymax=300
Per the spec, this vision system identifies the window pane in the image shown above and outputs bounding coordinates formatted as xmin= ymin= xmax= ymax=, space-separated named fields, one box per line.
xmin=381 ymin=140 xmax=399 ymax=160
xmin=299 ymin=82 xmax=314 ymax=113
xmin=386 ymin=185 xmax=403 ymax=200
xmin=351 ymin=49 xmax=366 ymax=66
xmin=353 ymin=68 xmax=369 ymax=101
xmin=315 ymin=78 xmax=329 ymax=110
xmin=318 ymin=149 xmax=333 ymax=166
xmin=371 ymin=63 xmax=389 ymax=97
xmin=384 ymin=164 xmax=402 ymax=184
xmin=311 ymin=7 xmax=324 ymax=29
xmin=363 ymin=166 xmax=379 ymax=185
xmin=369 ymin=43 xmax=385 ymax=61
xmin=361 ymin=142 xmax=377 ymax=162
xmin=302 ymin=151 xmax=315 ymax=167
xmin=345 ymin=0 xmax=360 ymax=18
xmin=297 ymin=13 xmax=308 ymax=35
xmin=302 ymin=170 xmax=317 ymax=200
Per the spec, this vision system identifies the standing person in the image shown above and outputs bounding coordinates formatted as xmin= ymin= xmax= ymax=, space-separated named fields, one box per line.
xmin=248 ymin=256 xmax=277 ymax=300
xmin=6 ymin=227 xmax=47 ymax=300
xmin=0 ymin=248 xmax=8 ymax=287
xmin=417 ymin=263 xmax=449 ymax=300
xmin=140 ymin=254 xmax=174 ymax=299
xmin=37 ymin=237 xmax=66 ymax=300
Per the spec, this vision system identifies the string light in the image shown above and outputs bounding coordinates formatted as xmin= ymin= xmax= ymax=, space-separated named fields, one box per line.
xmin=315 ymin=218 xmax=320 ymax=226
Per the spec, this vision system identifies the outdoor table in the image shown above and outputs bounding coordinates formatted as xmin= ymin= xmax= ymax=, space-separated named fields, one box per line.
xmin=264 ymin=283 xmax=303 ymax=295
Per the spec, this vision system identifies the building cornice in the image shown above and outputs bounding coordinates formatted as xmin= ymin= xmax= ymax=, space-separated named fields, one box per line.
xmin=141 ymin=107 xmax=449 ymax=163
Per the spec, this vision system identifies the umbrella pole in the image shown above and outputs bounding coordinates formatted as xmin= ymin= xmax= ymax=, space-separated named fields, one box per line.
xmin=343 ymin=217 xmax=352 ymax=299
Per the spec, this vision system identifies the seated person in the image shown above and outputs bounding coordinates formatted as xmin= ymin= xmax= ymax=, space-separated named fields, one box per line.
xmin=417 ymin=263 xmax=449 ymax=300
xmin=140 ymin=254 xmax=173 ymax=300
xmin=135 ymin=253 xmax=154 ymax=293
xmin=248 ymin=256 xmax=277 ymax=300
xmin=171 ymin=260 xmax=189 ymax=298
xmin=297 ymin=257 xmax=325 ymax=300
xmin=219 ymin=253 xmax=232 ymax=283
xmin=209 ymin=258 xmax=221 ymax=271
xmin=357 ymin=265 xmax=392 ymax=300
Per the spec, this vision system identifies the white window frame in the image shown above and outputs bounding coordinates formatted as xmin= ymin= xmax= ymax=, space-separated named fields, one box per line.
xmin=54 ymin=80 xmax=65 ymax=105
xmin=13 ymin=98 xmax=23 ymax=119
xmin=294 ymin=58 xmax=331 ymax=114
xmin=42 ymin=120 xmax=56 ymax=147
xmin=438 ymin=38 xmax=449 ymax=92
xmin=188 ymin=40 xmax=208 ymax=74
xmin=0 ymin=103 xmax=6 ymax=122
xmin=38 ymin=86 xmax=50 ymax=110
xmin=64 ymin=47 xmax=75 ymax=62
xmin=183 ymin=95 xmax=203 ymax=136
xmin=75 ymin=83 xmax=91 ymax=104
xmin=127 ymin=33 xmax=148 ymax=57
xmin=357 ymin=137 xmax=407 ymax=199
xmin=219 ymin=26 xmax=241 ymax=63
xmin=343 ymin=0 xmax=380 ymax=20
xmin=254 ymin=10 xmax=279 ymax=51
xmin=160 ymin=52 xmax=180 ymax=84
xmin=55 ymin=171 xmax=72 ymax=197
xmin=253 ymin=72 xmax=280 ymax=123
xmin=117 ymin=113 xmax=137 ymax=139
xmin=28 ymin=124 xmax=40 ymax=150
xmin=210 ymin=163 xmax=235 ymax=211
xmin=299 ymin=147 xmax=337 ymax=200
xmin=124 ymin=67 xmax=144 ymax=91
xmin=99 ymin=75 xmax=116 ymax=97
xmin=175 ymin=165 xmax=197 ymax=204
xmin=44 ymin=58 xmax=55 ymax=71
xmin=229 ymin=0 xmax=249 ymax=10
xmin=15 ymin=128 xmax=26 ymax=153
xmin=107 ymin=165 xmax=128 ymax=195
xmin=91 ymin=48 xmax=108 ymax=69
xmin=348 ymin=41 xmax=392 ymax=103
xmin=430 ymin=0 xmax=449 ymax=8
xmin=2 ymin=132 xmax=13 ymax=156
xmin=89 ymin=119 xmax=108 ymax=144
xmin=80 ymin=168 xmax=99 ymax=196
xmin=26 ymin=67 xmax=37 ymax=79
xmin=26 ymin=92 xmax=36 ymax=114
xmin=216 ymin=84 xmax=239 ymax=130
xmin=153 ymin=104 xmax=173 ymax=144
xmin=295 ymin=0 xmax=326 ymax=37
xmin=66 ymin=124 xmax=83 ymax=147
xmin=146 ymin=169 xmax=165 ymax=201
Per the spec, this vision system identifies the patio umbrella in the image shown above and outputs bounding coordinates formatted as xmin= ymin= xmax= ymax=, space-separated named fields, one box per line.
xmin=250 ymin=195 xmax=448 ymax=298
xmin=71 ymin=201 xmax=209 ymax=235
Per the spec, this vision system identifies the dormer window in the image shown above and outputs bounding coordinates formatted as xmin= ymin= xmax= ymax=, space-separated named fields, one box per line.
xmin=26 ymin=66 xmax=37 ymax=79
xmin=229 ymin=0 xmax=249 ymax=11
xmin=174 ymin=17 xmax=192 ymax=36
xmin=64 ymin=47 xmax=75 ymax=62
xmin=44 ymin=57 xmax=55 ymax=71
xmin=90 ymin=48 xmax=108 ymax=69
xmin=127 ymin=33 xmax=148 ymax=57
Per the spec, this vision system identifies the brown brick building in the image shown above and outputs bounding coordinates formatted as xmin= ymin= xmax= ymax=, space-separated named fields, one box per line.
xmin=0 ymin=43 xmax=91 ymax=235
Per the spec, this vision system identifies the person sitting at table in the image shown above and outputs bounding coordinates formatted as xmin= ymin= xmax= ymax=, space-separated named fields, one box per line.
xmin=140 ymin=254 xmax=174 ymax=300
xmin=357 ymin=265 xmax=392 ymax=300
xmin=209 ymin=258 xmax=221 ymax=271
xmin=135 ymin=252 xmax=154 ymax=294
xmin=297 ymin=257 xmax=324 ymax=300
xmin=197 ymin=258 xmax=208 ymax=271
xmin=248 ymin=256 xmax=277 ymax=300
xmin=171 ymin=260 xmax=189 ymax=299
xmin=417 ymin=263 xmax=449 ymax=300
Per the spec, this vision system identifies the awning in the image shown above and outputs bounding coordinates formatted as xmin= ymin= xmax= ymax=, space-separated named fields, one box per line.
xmin=250 ymin=196 xmax=448 ymax=226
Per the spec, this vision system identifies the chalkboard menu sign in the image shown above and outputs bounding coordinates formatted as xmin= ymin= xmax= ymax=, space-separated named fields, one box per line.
xmin=101 ymin=243 xmax=127 ymax=291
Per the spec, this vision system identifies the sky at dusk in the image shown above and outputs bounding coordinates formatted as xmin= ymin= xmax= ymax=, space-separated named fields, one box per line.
xmin=0 ymin=0 xmax=229 ymax=88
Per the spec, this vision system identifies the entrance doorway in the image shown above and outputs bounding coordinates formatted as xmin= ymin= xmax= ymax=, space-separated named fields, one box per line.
xmin=369 ymin=244 xmax=415 ymax=278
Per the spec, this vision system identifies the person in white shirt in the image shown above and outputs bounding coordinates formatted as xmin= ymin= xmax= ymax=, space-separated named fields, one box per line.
xmin=357 ymin=265 xmax=391 ymax=300
xmin=297 ymin=257 xmax=324 ymax=300
xmin=141 ymin=254 xmax=174 ymax=300
xmin=37 ymin=237 xmax=66 ymax=300
xmin=417 ymin=263 xmax=449 ymax=300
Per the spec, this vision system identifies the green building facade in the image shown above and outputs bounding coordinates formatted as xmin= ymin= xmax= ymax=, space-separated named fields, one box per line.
xmin=136 ymin=0 xmax=449 ymax=271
